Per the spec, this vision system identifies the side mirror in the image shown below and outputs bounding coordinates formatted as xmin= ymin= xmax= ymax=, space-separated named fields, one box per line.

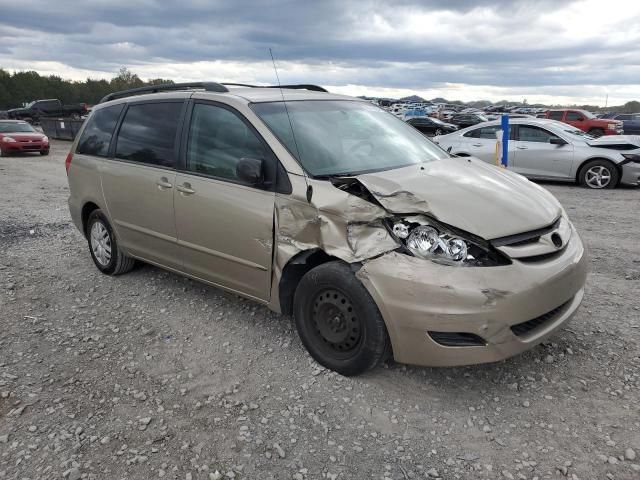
xmin=236 ymin=157 xmax=265 ymax=186
xmin=549 ymin=137 xmax=567 ymax=145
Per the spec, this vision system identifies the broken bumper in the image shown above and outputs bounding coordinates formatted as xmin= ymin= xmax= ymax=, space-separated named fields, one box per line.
xmin=620 ymin=162 xmax=640 ymax=186
xmin=357 ymin=228 xmax=587 ymax=367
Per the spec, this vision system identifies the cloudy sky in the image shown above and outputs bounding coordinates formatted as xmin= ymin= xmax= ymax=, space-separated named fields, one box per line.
xmin=1 ymin=0 xmax=639 ymax=105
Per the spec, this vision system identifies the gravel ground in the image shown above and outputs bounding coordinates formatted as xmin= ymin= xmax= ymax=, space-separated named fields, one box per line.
xmin=1 ymin=140 xmax=639 ymax=480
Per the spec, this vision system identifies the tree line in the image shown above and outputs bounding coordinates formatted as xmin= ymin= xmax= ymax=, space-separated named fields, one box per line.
xmin=0 ymin=67 xmax=638 ymax=113
xmin=0 ymin=68 xmax=173 ymax=110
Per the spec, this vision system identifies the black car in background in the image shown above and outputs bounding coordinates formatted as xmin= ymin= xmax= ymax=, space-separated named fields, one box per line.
xmin=406 ymin=116 xmax=458 ymax=136
xmin=7 ymin=99 xmax=88 ymax=123
xmin=449 ymin=112 xmax=489 ymax=128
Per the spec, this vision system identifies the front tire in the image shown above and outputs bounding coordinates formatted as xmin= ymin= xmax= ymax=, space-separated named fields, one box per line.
xmin=588 ymin=128 xmax=605 ymax=137
xmin=578 ymin=159 xmax=619 ymax=189
xmin=293 ymin=261 xmax=390 ymax=376
xmin=40 ymin=150 xmax=49 ymax=156
xmin=434 ymin=128 xmax=443 ymax=136
xmin=86 ymin=209 xmax=136 ymax=275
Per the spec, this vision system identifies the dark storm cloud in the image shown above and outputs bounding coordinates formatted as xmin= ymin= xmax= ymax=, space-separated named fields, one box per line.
xmin=0 ymin=0 xmax=638 ymax=90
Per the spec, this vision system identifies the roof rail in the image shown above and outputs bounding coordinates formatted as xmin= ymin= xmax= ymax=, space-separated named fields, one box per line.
xmin=222 ymin=83 xmax=328 ymax=93
xmin=99 ymin=82 xmax=229 ymax=103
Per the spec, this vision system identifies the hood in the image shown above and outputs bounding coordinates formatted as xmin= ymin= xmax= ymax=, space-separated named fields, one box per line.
xmin=586 ymin=135 xmax=640 ymax=149
xmin=356 ymin=157 xmax=562 ymax=240
xmin=0 ymin=132 xmax=45 ymax=140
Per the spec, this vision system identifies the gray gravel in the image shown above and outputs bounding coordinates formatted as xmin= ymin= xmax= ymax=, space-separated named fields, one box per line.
xmin=0 ymin=141 xmax=639 ymax=479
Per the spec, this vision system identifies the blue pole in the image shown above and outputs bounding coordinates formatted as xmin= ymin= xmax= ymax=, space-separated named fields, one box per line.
xmin=501 ymin=114 xmax=509 ymax=167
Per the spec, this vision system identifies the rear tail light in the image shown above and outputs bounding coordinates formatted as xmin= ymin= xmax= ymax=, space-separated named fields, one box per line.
xmin=65 ymin=152 xmax=73 ymax=173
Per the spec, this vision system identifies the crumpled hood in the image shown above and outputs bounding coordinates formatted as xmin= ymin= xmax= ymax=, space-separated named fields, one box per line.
xmin=586 ymin=135 xmax=640 ymax=149
xmin=356 ymin=157 xmax=562 ymax=240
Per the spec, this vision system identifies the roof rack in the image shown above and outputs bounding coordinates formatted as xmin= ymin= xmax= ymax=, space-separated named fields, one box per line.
xmin=99 ymin=82 xmax=229 ymax=103
xmin=222 ymin=83 xmax=328 ymax=93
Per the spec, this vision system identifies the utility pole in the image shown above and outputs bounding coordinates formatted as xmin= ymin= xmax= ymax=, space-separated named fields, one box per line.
xmin=605 ymin=94 xmax=608 ymax=108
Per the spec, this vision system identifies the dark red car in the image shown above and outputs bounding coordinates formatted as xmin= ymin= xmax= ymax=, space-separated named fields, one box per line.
xmin=0 ymin=120 xmax=50 ymax=156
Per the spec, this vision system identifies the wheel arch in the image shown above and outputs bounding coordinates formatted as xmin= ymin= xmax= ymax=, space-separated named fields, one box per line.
xmin=81 ymin=201 xmax=102 ymax=237
xmin=278 ymin=248 xmax=345 ymax=316
xmin=574 ymin=157 xmax=622 ymax=185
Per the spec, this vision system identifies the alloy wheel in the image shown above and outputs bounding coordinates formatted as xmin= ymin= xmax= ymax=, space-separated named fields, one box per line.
xmin=585 ymin=165 xmax=612 ymax=189
xmin=90 ymin=221 xmax=112 ymax=266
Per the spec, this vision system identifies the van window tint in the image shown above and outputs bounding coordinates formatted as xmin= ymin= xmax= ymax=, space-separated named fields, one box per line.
xmin=548 ymin=111 xmax=564 ymax=120
xmin=186 ymin=103 xmax=268 ymax=182
xmin=76 ymin=104 xmax=124 ymax=157
xmin=115 ymin=102 xmax=182 ymax=168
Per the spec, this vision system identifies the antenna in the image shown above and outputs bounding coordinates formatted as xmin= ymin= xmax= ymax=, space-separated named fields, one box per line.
xmin=269 ymin=48 xmax=312 ymax=201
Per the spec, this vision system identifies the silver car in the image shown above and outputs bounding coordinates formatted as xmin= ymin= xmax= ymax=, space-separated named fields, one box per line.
xmin=434 ymin=118 xmax=640 ymax=189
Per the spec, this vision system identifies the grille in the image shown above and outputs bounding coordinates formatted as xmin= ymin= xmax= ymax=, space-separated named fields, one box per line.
xmin=428 ymin=331 xmax=487 ymax=347
xmin=510 ymin=299 xmax=572 ymax=337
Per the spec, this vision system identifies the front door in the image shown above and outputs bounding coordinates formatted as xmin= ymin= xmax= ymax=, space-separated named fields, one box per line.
xmin=511 ymin=125 xmax=574 ymax=179
xmin=101 ymin=101 xmax=185 ymax=269
xmin=174 ymin=101 xmax=275 ymax=301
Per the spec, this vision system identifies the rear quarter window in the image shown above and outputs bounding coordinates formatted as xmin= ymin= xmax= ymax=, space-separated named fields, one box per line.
xmin=548 ymin=111 xmax=564 ymax=121
xmin=76 ymin=104 xmax=124 ymax=157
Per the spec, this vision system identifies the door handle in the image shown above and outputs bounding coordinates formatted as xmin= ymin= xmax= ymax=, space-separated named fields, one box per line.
xmin=156 ymin=177 xmax=173 ymax=189
xmin=516 ymin=146 xmax=528 ymax=150
xmin=176 ymin=183 xmax=196 ymax=195
xmin=472 ymin=143 xmax=483 ymax=147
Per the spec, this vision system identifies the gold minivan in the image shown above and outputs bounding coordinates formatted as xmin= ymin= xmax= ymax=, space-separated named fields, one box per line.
xmin=66 ymin=82 xmax=587 ymax=375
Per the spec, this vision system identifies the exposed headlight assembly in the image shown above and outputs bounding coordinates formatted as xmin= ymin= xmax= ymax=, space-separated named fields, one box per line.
xmin=390 ymin=218 xmax=509 ymax=266
xmin=1 ymin=136 xmax=16 ymax=143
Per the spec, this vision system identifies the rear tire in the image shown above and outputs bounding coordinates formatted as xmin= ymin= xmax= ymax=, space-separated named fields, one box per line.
xmin=86 ymin=209 xmax=136 ymax=275
xmin=578 ymin=159 xmax=619 ymax=189
xmin=293 ymin=261 xmax=390 ymax=376
xmin=588 ymin=128 xmax=605 ymax=137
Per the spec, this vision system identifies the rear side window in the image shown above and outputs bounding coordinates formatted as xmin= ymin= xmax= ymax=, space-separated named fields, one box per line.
xmin=548 ymin=111 xmax=564 ymax=121
xmin=186 ymin=103 xmax=268 ymax=182
xmin=565 ymin=111 xmax=584 ymax=121
xmin=76 ymin=104 xmax=124 ymax=157
xmin=464 ymin=125 xmax=501 ymax=139
xmin=115 ymin=102 xmax=183 ymax=168
xmin=517 ymin=125 xmax=558 ymax=143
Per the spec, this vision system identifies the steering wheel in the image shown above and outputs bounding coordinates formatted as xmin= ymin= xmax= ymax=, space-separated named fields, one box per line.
xmin=347 ymin=140 xmax=374 ymax=156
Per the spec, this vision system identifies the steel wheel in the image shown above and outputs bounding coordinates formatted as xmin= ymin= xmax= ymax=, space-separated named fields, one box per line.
xmin=90 ymin=220 xmax=112 ymax=266
xmin=311 ymin=288 xmax=362 ymax=355
xmin=585 ymin=165 xmax=612 ymax=189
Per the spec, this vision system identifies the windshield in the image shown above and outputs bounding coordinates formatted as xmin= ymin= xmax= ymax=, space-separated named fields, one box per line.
xmin=561 ymin=128 xmax=596 ymax=141
xmin=0 ymin=122 xmax=36 ymax=133
xmin=25 ymin=101 xmax=35 ymax=108
xmin=579 ymin=110 xmax=595 ymax=119
xmin=252 ymin=100 xmax=448 ymax=177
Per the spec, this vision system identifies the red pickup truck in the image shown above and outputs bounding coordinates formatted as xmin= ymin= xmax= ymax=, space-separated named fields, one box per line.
xmin=545 ymin=109 xmax=623 ymax=136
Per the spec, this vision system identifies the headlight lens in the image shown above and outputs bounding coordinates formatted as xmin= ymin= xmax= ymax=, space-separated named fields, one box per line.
xmin=390 ymin=218 xmax=509 ymax=266
xmin=405 ymin=224 xmax=468 ymax=262
xmin=2 ymin=136 xmax=16 ymax=143
xmin=42 ymin=136 xmax=49 ymax=143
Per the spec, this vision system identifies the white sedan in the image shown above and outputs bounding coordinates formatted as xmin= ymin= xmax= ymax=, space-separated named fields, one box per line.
xmin=434 ymin=118 xmax=640 ymax=189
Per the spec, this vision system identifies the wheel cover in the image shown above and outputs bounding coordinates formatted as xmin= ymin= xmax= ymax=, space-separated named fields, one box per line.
xmin=435 ymin=128 xmax=442 ymax=136
xmin=585 ymin=165 xmax=611 ymax=188
xmin=90 ymin=221 xmax=112 ymax=266
xmin=311 ymin=289 xmax=362 ymax=353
